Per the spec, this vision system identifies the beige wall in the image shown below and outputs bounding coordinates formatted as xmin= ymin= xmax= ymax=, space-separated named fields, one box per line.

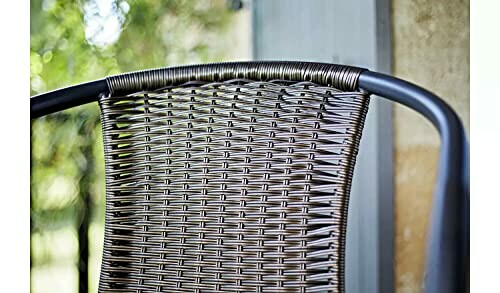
xmin=392 ymin=0 xmax=469 ymax=292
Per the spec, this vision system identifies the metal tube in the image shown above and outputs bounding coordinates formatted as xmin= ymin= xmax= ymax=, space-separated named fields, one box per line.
xmin=358 ymin=70 xmax=469 ymax=293
xmin=29 ymin=64 xmax=469 ymax=292
xmin=30 ymin=79 xmax=109 ymax=119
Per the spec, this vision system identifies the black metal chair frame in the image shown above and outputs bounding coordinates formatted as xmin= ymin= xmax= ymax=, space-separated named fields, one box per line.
xmin=31 ymin=61 xmax=469 ymax=293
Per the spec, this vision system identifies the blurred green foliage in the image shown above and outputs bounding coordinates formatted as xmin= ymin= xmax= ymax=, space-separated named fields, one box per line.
xmin=30 ymin=1 xmax=238 ymax=292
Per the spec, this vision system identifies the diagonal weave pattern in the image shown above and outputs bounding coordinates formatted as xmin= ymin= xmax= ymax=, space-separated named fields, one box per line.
xmin=98 ymin=78 xmax=369 ymax=292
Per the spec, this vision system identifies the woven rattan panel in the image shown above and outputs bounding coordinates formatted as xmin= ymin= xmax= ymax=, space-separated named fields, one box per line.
xmin=98 ymin=79 xmax=369 ymax=292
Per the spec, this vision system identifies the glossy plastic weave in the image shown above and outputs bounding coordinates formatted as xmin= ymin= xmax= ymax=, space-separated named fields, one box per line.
xmin=98 ymin=63 xmax=370 ymax=292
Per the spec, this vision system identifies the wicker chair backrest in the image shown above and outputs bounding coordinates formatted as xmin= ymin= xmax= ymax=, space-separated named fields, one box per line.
xmin=98 ymin=63 xmax=369 ymax=292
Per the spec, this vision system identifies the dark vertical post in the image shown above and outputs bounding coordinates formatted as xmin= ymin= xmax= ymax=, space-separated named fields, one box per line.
xmin=78 ymin=194 xmax=89 ymax=293
xmin=30 ymin=120 xmax=34 ymax=290
xmin=77 ymin=114 xmax=96 ymax=293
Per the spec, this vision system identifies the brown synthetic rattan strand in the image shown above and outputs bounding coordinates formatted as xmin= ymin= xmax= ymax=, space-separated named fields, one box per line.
xmin=98 ymin=63 xmax=369 ymax=292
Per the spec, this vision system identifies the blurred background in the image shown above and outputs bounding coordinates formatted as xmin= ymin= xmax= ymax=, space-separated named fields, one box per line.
xmin=30 ymin=1 xmax=250 ymax=292
xmin=30 ymin=0 xmax=469 ymax=292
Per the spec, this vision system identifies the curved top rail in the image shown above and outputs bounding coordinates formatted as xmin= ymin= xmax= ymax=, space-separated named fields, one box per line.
xmin=30 ymin=61 xmax=469 ymax=293
xmin=30 ymin=61 xmax=366 ymax=119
